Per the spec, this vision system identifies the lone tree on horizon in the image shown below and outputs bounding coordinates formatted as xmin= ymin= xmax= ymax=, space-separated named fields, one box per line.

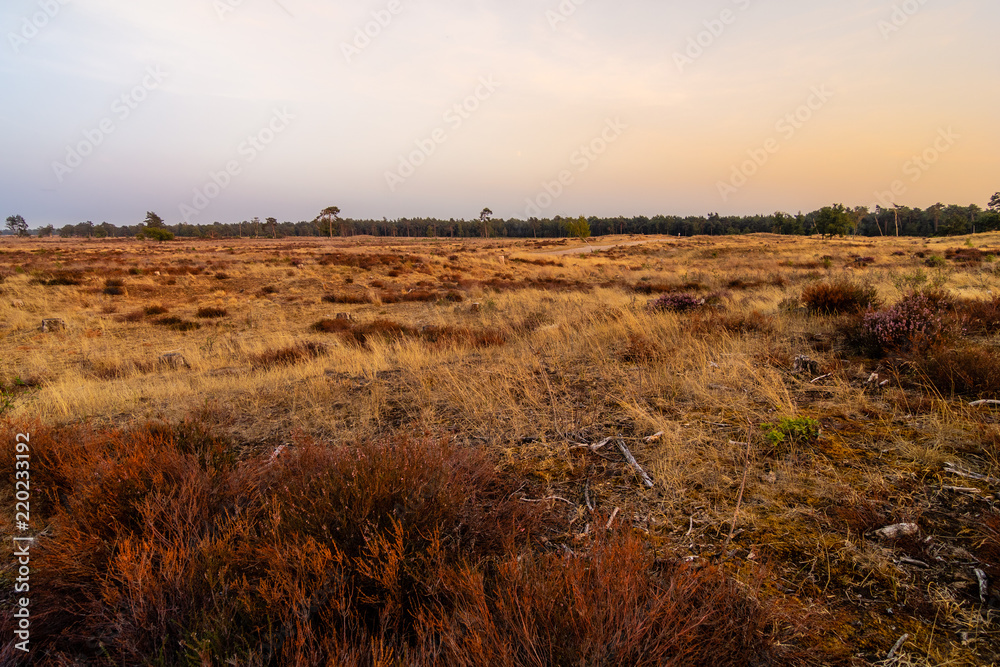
xmin=144 ymin=211 xmax=165 ymax=228
xmin=479 ymin=208 xmax=492 ymax=238
xmin=317 ymin=206 xmax=341 ymax=238
xmin=565 ymin=215 xmax=591 ymax=242
xmin=5 ymin=214 xmax=28 ymax=237
xmin=990 ymin=192 xmax=1000 ymax=212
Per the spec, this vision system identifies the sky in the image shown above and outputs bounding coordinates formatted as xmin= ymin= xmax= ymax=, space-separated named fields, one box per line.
xmin=1 ymin=0 xmax=997 ymax=227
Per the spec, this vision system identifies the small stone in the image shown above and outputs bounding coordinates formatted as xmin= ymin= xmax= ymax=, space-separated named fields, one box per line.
xmin=40 ymin=318 xmax=66 ymax=333
xmin=11 ymin=299 xmax=25 ymax=308
xmin=875 ymin=523 xmax=919 ymax=540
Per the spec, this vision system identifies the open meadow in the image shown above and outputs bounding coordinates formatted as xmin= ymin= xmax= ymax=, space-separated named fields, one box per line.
xmin=2 ymin=233 xmax=1000 ymax=665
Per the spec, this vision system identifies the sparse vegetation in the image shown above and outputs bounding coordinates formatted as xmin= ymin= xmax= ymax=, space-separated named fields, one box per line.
xmin=3 ymin=232 xmax=1000 ymax=665
xmin=762 ymin=416 xmax=821 ymax=449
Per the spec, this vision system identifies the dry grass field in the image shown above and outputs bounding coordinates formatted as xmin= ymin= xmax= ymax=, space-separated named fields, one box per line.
xmin=2 ymin=232 xmax=1000 ymax=665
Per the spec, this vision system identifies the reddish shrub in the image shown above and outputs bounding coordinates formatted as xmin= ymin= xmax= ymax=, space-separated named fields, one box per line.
xmin=116 ymin=310 xmax=145 ymax=323
xmin=956 ymin=295 xmax=1000 ymax=335
xmin=801 ymin=279 xmax=880 ymax=314
xmin=692 ymin=310 xmax=776 ymax=335
xmin=322 ymin=292 xmax=372 ymax=305
xmin=649 ymin=293 xmax=704 ymax=312
xmin=421 ymin=325 xmax=507 ymax=348
xmin=248 ymin=341 xmax=327 ymax=368
xmin=153 ymin=316 xmax=200 ymax=331
xmin=917 ymin=346 xmax=1000 ymax=396
xmin=196 ymin=306 xmax=228 ymax=318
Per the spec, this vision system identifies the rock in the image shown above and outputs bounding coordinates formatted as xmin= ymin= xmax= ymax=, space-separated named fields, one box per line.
xmin=40 ymin=318 xmax=66 ymax=333
xmin=875 ymin=523 xmax=919 ymax=540
xmin=11 ymin=299 xmax=25 ymax=308
xmin=793 ymin=355 xmax=819 ymax=376
xmin=158 ymin=352 xmax=191 ymax=370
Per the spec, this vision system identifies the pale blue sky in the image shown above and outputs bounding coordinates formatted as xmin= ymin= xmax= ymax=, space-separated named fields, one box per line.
xmin=1 ymin=0 xmax=997 ymax=227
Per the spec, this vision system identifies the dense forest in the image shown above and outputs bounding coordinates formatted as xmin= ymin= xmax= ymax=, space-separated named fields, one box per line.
xmin=8 ymin=198 xmax=1000 ymax=240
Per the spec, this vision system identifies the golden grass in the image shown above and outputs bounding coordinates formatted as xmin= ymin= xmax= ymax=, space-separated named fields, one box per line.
xmin=3 ymin=232 xmax=1000 ymax=664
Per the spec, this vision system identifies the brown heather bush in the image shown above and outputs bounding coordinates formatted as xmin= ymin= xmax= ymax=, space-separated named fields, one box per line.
xmin=102 ymin=277 xmax=126 ymax=296
xmin=956 ymin=295 xmax=1000 ymax=335
xmin=801 ymin=279 xmax=880 ymax=314
xmin=917 ymin=345 xmax=1000 ymax=397
xmin=421 ymin=324 xmax=507 ymax=348
xmin=323 ymin=291 xmax=372 ymax=305
xmin=0 ymin=421 xmax=781 ymax=666
xmin=116 ymin=309 xmax=145 ymax=323
xmin=248 ymin=340 xmax=327 ymax=368
xmin=195 ymin=306 xmax=228 ymax=318
xmin=311 ymin=318 xmax=505 ymax=349
xmin=144 ymin=304 xmax=169 ymax=316
xmin=153 ymin=315 xmax=201 ymax=332
xmin=691 ymin=309 xmax=776 ymax=336
xmin=44 ymin=271 xmax=84 ymax=286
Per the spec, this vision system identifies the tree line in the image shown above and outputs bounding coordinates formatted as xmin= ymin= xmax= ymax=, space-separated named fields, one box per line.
xmin=7 ymin=196 xmax=1000 ymax=240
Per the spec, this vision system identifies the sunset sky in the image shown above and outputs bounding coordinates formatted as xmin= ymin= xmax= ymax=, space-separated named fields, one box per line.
xmin=1 ymin=0 xmax=997 ymax=227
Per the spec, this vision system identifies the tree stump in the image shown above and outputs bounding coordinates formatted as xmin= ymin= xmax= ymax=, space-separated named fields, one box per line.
xmin=159 ymin=352 xmax=191 ymax=370
xmin=792 ymin=355 xmax=819 ymax=376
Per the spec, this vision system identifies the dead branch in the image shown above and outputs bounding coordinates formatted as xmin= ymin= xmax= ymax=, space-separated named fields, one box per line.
xmin=616 ymin=440 xmax=654 ymax=488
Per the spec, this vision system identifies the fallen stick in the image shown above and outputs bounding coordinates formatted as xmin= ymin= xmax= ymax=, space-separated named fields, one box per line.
xmin=520 ymin=496 xmax=575 ymax=506
xmin=569 ymin=437 xmax=612 ymax=452
xmin=886 ymin=633 xmax=909 ymax=661
xmin=605 ymin=507 xmax=620 ymax=530
xmin=942 ymin=486 xmax=980 ymax=493
xmin=616 ymin=440 xmax=654 ymax=488
xmin=726 ymin=439 xmax=753 ymax=549
xmin=969 ymin=400 xmax=1000 ymax=407
xmin=584 ymin=479 xmax=595 ymax=512
xmin=810 ymin=373 xmax=833 ymax=384
xmin=945 ymin=463 xmax=999 ymax=485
